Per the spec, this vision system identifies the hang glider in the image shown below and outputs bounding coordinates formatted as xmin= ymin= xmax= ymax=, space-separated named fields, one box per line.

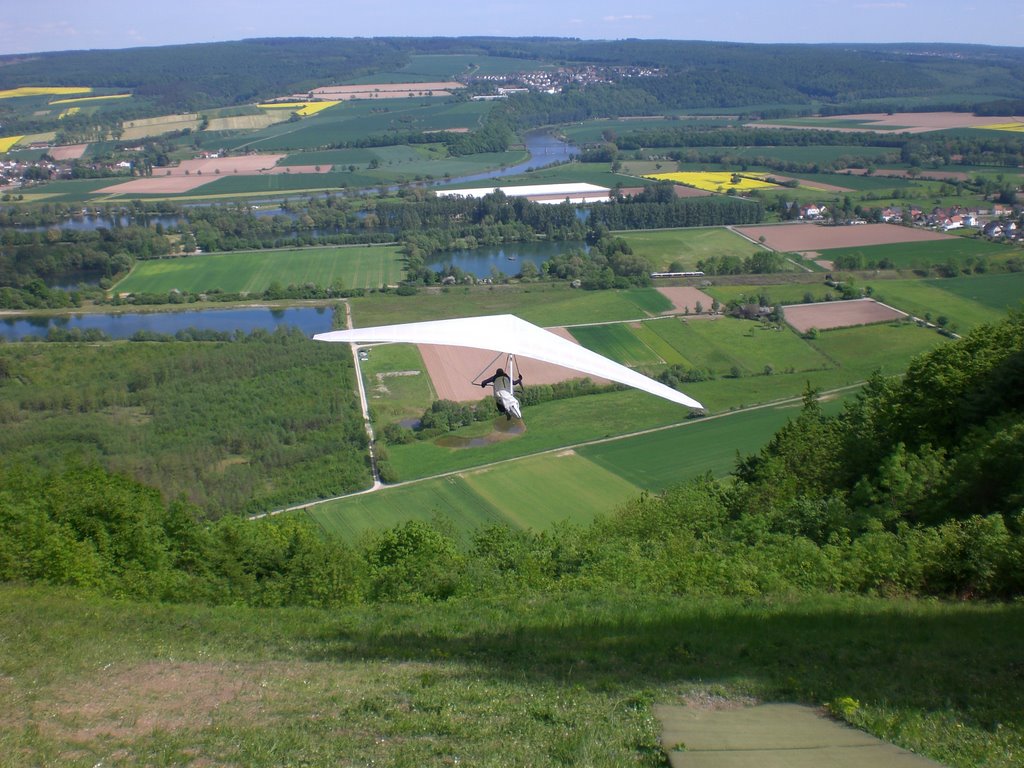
xmin=314 ymin=314 xmax=704 ymax=411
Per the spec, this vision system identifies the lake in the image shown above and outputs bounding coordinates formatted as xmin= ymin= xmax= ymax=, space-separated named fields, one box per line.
xmin=427 ymin=241 xmax=587 ymax=278
xmin=0 ymin=306 xmax=337 ymax=342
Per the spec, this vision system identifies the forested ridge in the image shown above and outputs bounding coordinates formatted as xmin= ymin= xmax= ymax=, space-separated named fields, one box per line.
xmin=1 ymin=37 xmax=1022 ymax=117
xmin=2 ymin=313 xmax=1021 ymax=606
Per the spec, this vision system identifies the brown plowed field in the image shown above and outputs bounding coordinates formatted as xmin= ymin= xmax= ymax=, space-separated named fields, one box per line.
xmin=48 ymin=143 xmax=88 ymax=161
xmin=656 ymin=286 xmax=717 ymax=313
xmin=736 ymin=223 xmax=951 ymax=252
xmin=95 ymin=176 xmax=218 ymax=194
xmin=782 ymin=298 xmax=907 ymax=333
xmin=419 ymin=327 xmax=608 ymax=402
xmin=95 ymin=154 xmax=292 ymax=194
xmin=766 ymin=174 xmax=853 ymax=193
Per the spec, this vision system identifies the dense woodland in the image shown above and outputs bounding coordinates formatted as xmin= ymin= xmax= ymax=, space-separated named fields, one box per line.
xmin=0 ymin=330 xmax=370 ymax=514
xmin=1 ymin=313 xmax=1021 ymax=605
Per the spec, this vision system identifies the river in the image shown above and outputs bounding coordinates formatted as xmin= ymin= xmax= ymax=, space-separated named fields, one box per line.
xmin=0 ymin=306 xmax=336 ymax=342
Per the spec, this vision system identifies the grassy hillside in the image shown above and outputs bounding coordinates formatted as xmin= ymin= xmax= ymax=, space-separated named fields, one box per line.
xmin=1 ymin=585 xmax=1020 ymax=768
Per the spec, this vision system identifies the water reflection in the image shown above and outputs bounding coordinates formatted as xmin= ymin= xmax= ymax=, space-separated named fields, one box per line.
xmin=0 ymin=305 xmax=334 ymax=342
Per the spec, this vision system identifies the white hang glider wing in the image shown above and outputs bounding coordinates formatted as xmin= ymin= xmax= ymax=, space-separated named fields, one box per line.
xmin=314 ymin=314 xmax=704 ymax=410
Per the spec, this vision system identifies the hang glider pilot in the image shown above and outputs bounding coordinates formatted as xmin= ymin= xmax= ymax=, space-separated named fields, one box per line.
xmin=480 ymin=367 xmax=522 ymax=419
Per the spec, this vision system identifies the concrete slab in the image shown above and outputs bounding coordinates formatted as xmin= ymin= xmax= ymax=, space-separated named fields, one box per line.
xmin=656 ymin=703 xmax=946 ymax=768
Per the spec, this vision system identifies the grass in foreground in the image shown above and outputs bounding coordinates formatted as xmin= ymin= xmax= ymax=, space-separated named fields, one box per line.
xmin=1 ymin=585 xmax=1020 ymax=768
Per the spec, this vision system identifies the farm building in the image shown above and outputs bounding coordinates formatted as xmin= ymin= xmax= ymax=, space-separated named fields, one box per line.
xmin=436 ymin=182 xmax=611 ymax=205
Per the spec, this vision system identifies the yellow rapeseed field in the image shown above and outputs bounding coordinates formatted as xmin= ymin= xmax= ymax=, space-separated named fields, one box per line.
xmin=0 ymin=135 xmax=25 ymax=153
xmin=257 ymin=101 xmax=341 ymax=116
xmin=644 ymin=171 xmax=779 ymax=192
xmin=980 ymin=122 xmax=1024 ymax=133
xmin=0 ymin=86 xmax=91 ymax=99
xmin=58 ymin=107 xmax=81 ymax=119
xmin=49 ymin=93 xmax=132 ymax=105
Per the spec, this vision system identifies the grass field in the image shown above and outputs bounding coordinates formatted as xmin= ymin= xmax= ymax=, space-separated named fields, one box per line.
xmin=579 ymin=394 xmax=849 ymax=491
xmin=617 ymin=227 xmax=760 ymax=271
xmin=349 ymin=285 xmax=668 ymax=328
xmin=863 ymin=277 xmax=1016 ymax=332
xmin=702 ymin=282 xmax=837 ymax=307
xmin=645 ymin=316 xmax=833 ymax=377
xmin=6 ymin=585 xmax=1018 ymax=768
xmin=924 ymin=271 xmax=1024 ymax=313
xmin=823 ymin=238 xmax=1016 ymax=270
xmin=360 ymin=343 xmax=436 ymax=425
xmin=569 ymin=324 xmax=666 ymax=367
xmin=809 ymin=321 xmax=946 ymax=377
xmin=115 ymin=245 xmax=404 ymax=293
xmin=309 ymin=452 xmax=641 ymax=538
xmin=313 ymin=389 xmax=856 ymax=537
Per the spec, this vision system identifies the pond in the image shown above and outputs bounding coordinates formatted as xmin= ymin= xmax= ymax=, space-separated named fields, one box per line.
xmin=427 ymin=240 xmax=587 ymax=278
xmin=16 ymin=214 xmax=184 ymax=233
xmin=0 ymin=305 xmax=337 ymax=342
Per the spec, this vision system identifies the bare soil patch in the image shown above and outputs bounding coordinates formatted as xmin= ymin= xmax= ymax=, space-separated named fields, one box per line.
xmin=656 ymin=286 xmax=717 ymax=314
xmin=267 ymin=164 xmax=333 ymax=174
xmin=736 ymin=222 xmax=951 ymax=252
xmin=782 ymin=298 xmax=907 ymax=333
xmin=39 ymin=661 xmax=261 ymax=744
xmin=419 ymin=327 xmax=607 ymax=402
xmin=308 ymin=82 xmax=464 ymax=100
xmin=765 ymin=174 xmax=853 ymax=193
xmin=48 ymin=143 xmax=88 ymax=161
xmin=838 ymin=168 xmax=970 ymax=182
xmin=95 ymin=176 xmax=218 ymax=194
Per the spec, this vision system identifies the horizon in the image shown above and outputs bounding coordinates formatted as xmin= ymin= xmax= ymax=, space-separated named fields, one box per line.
xmin=3 ymin=0 xmax=1021 ymax=57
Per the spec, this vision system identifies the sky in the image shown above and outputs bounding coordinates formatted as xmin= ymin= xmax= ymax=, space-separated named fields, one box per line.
xmin=1 ymin=0 xmax=1019 ymax=56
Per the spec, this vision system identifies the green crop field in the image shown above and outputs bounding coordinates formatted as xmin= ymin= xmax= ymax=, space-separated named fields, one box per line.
xmin=386 ymin=390 xmax=686 ymax=481
xmin=703 ymin=282 xmax=836 ymax=307
xmin=279 ymin=148 xmax=380 ymax=167
xmin=694 ymin=145 xmax=897 ymax=164
xmin=823 ymin=238 xmax=1016 ymax=270
xmin=863 ymin=278 xmax=1011 ymax=332
xmin=580 ymin=394 xmax=850 ymax=491
xmin=570 ymin=324 xmax=665 ymax=367
xmin=307 ymin=452 xmax=641 ymax=539
xmin=619 ymin=288 xmax=674 ymax=314
xmin=313 ymin=392 xmax=856 ymax=540
xmin=923 ymin=271 xmax=1024 ymax=313
xmin=809 ymin=321 xmax=946 ymax=377
xmin=349 ymin=285 xmax=668 ymax=328
xmin=618 ymin=227 xmax=758 ymax=271
xmin=115 ymin=245 xmax=404 ymax=294
xmin=646 ymin=316 xmax=833 ymax=377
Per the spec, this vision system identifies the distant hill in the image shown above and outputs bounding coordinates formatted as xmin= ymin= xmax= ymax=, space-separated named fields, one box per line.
xmin=1 ymin=37 xmax=1022 ymax=116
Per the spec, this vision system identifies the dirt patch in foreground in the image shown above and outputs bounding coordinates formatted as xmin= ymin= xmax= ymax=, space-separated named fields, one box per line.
xmin=36 ymin=661 xmax=264 ymax=743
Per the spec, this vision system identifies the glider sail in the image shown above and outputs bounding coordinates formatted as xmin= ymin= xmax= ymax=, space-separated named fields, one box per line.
xmin=314 ymin=314 xmax=704 ymax=410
